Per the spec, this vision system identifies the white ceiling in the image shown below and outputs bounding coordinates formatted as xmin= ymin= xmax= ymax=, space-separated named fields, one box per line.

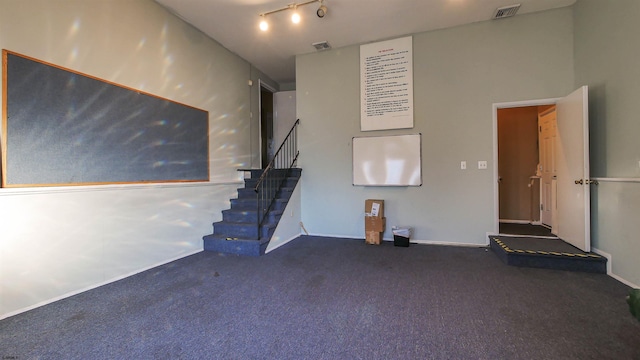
xmin=155 ymin=0 xmax=575 ymax=85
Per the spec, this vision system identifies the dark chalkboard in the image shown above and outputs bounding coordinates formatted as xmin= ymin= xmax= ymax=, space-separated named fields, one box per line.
xmin=1 ymin=50 xmax=209 ymax=187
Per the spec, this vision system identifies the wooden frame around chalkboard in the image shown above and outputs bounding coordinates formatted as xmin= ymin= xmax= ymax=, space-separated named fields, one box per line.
xmin=1 ymin=50 xmax=210 ymax=188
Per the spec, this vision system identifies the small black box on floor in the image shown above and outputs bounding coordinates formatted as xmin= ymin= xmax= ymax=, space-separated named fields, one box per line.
xmin=394 ymin=235 xmax=410 ymax=247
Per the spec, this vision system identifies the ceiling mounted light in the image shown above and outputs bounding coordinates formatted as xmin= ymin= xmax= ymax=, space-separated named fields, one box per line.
xmin=316 ymin=3 xmax=327 ymax=18
xmin=291 ymin=8 xmax=301 ymax=24
xmin=258 ymin=0 xmax=327 ymax=31
xmin=259 ymin=15 xmax=269 ymax=31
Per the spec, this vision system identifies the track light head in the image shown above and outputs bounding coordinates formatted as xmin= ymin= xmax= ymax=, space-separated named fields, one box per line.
xmin=316 ymin=4 xmax=327 ymax=18
xmin=259 ymin=15 xmax=268 ymax=31
xmin=291 ymin=11 xmax=301 ymax=24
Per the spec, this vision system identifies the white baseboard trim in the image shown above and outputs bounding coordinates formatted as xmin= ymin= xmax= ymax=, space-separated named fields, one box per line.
xmin=592 ymin=247 xmax=639 ymax=289
xmin=307 ymin=233 xmax=486 ymax=247
xmin=306 ymin=232 xmax=363 ymax=240
xmin=0 ymin=249 xmax=203 ymax=321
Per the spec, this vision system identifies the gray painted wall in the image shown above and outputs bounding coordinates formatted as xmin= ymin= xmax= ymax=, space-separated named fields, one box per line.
xmin=273 ymin=91 xmax=298 ymax=149
xmin=574 ymin=0 xmax=640 ymax=286
xmin=296 ymin=8 xmax=574 ymax=245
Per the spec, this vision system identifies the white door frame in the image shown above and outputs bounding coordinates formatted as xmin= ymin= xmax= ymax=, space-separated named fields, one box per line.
xmin=492 ymin=97 xmax=560 ymax=235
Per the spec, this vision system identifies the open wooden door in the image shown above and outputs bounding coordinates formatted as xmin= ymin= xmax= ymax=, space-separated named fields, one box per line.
xmin=555 ymin=86 xmax=590 ymax=252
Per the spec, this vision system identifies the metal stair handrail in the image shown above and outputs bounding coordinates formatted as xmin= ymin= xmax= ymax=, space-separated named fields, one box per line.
xmin=253 ymin=119 xmax=300 ymax=237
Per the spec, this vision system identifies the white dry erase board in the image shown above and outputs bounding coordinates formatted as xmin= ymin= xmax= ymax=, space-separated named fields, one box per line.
xmin=352 ymin=134 xmax=422 ymax=186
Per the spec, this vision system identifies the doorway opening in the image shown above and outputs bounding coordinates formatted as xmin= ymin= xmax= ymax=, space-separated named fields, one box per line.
xmin=491 ymin=89 xmax=600 ymax=271
xmin=496 ymin=103 xmax=557 ymax=238
xmin=493 ymin=86 xmax=591 ymax=254
xmin=259 ymin=81 xmax=275 ymax=169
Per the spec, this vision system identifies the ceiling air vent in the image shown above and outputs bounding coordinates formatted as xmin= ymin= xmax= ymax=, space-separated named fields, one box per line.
xmin=493 ymin=4 xmax=521 ymax=19
xmin=312 ymin=41 xmax=331 ymax=51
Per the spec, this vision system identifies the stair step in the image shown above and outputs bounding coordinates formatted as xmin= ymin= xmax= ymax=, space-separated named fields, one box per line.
xmin=489 ymin=236 xmax=607 ymax=273
xmin=237 ymin=186 xmax=294 ymax=199
xmin=203 ymin=234 xmax=268 ymax=256
xmin=230 ymin=197 xmax=289 ymax=211
xmin=222 ymin=208 xmax=283 ymax=223
xmin=241 ymin=167 xmax=300 ymax=179
xmin=243 ymin=177 xmax=300 ymax=189
xmin=212 ymin=220 xmax=276 ymax=239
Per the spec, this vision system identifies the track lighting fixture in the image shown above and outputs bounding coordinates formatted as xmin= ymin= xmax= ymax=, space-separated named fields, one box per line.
xmin=258 ymin=0 xmax=327 ymax=31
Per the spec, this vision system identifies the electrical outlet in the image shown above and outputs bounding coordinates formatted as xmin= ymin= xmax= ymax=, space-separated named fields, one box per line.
xmin=478 ymin=161 xmax=488 ymax=170
xmin=460 ymin=161 xmax=467 ymax=170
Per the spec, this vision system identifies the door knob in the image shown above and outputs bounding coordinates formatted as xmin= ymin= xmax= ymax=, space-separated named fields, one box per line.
xmin=574 ymin=179 xmax=583 ymax=185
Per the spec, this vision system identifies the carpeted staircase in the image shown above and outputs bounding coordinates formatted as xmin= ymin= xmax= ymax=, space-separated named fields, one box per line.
xmin=203 ymin=168 xmax=302 ymax=256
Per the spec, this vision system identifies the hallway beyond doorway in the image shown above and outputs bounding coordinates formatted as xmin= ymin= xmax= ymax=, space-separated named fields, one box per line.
xmin=499 ymin=222 xmax=555 ymax=237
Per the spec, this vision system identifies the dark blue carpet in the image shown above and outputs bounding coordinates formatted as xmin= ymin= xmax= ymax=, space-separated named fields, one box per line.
xmin=1 ymin=236 xmax=638 ymax=359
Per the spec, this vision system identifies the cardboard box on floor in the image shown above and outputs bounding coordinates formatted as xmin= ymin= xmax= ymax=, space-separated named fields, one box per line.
xmin=365 ymin=200 xmax=385 ymax=244
xmin=365 ymin=231 xmax=382 ymax=245
xmin=365 ymin=199 xmax=384 ymax=218
xmin=365 ymin=216 xmax=386 ymax=232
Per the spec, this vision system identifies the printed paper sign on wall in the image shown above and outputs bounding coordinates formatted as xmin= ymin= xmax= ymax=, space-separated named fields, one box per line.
xmin=360 ymin=36 xmax=414 ymax=131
